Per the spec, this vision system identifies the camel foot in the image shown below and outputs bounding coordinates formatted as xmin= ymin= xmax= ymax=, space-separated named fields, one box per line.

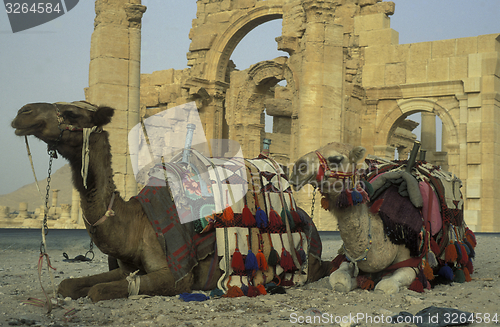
xmin=88 ymin=280 xmax=129 ymax=302
xmin=374 ymin=278 xmax=399 ymax=294
xmin=58 ymin=278 xmax=90 ymax=300
xmin=329 ymin=269 xmax=356 ymax=292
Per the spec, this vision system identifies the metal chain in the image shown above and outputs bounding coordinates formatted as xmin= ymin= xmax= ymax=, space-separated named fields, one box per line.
xmin=310 ymin=187 xmax=317 ymax=220
xmin=40 ymin=151 xmax=55 ymax=253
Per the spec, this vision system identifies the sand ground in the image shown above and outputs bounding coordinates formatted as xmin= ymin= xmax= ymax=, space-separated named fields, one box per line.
xmin=0 ymin=229 xmax=498 ymax=327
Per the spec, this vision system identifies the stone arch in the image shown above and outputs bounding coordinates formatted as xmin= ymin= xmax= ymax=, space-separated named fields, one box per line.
xmin=204 ymin=3 xmax=284 ymax=83
xmin=376 ymin=98 xmax=459 ymax=148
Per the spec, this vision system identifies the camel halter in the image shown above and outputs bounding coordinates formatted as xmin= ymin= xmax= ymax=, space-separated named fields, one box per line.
xmin=52 ymin=102 xmax=102 ymax=188
xmin=314 ymin=150 xmax=356 ymax=184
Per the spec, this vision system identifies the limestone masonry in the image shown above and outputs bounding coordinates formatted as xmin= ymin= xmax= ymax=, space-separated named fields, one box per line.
xmin=4 ymin=0 xmax=498 ymax=232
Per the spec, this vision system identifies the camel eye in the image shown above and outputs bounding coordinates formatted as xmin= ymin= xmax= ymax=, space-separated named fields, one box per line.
xmin=327 ymin=156 xmax=343 ymax=164
xmin=63 ymin=111 xmax=80 ymax=120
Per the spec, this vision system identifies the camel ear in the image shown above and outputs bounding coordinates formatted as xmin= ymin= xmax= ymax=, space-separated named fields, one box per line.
xmin=93 ymin=106 xmax=114 ymax=127
xmin=348 ymin=146 xmax=366 ymax=164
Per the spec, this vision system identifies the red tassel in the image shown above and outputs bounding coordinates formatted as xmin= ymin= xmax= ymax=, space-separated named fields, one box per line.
xmin=222 ymin=205 xmax=234 ymax=225
xmin=268 ymin=208 xmax=282 ymax=228
xmin=231 ymin=233 xmax=245 ymax=273
xmin=256 ymin=249 xmax=268 ymax=271
xmin=241 ymin=205 xmax=255 ymax=227
xmin=409 ymin=278 xmax=424 ymax=293
xmin=465 ymin=259 xmax=474 ymax=274
xmin=445 ymin=242 xmax=457 ymax=263
xmin=459 ymin=244 xmax=468 ymax=264
xmin=464 ymin=267 xmax=472 ymax=282
xmin=256 ymin=284 xmax=267 ymax=295
xmin=280 ymin=248 xmax=296 ymax=272
xmin=247 ymin=285 xmax=260 ymax=297
xmin=465 ymin=228 xmax=477 ymax=247
xmin=224 ymin=286 xmax=244 ymax=298
xmin=291 ymin=209 xmax=302 ymax=227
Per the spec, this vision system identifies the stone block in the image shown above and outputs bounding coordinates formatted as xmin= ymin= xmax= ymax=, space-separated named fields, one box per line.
xmin=206 ymin=10 xmax=232 ymax=24
xmin=358 ymin=28 xmax=398 ymax=47
xmin=108 ymin=127 xmax=129 ymax=155
xmin=91 ymin=25 xmax=130 ymax=60
xmin=477 ymin=34 xmax=500 ymax=53
xmin=406 ymin=61 xmax=427 ymax=84
xmin=468 ymin=93 xmax=481 ymax=107
xmin=364 ymin=46 xmax=388 ymax=65
xmin=305 ymin=22 xmax=325 ymax=43
xmin=384 ymin=62 xmax=405 ymax=86
xmin=464 ymin=210 xmax=480 ymax=229
xmin=265 ymin=98 xmax=293 ymax=117
xmin=481 ymin=52 xmax=500 ymax=76
xmin=151 ymin=69 xmax=175 ymax=86
xmin=89 ymin=57 xmax=130 ymax=86
xmin=141 ymin=73 xmax=151 ymax=86
xmin=409 ymin=42 xmax=431 ymax=62
xmin=467 ymin=142 xmax=481 ymax=164
xmin=427 ymin=58 xmax=449 ymax=82
xmin=159 ymin=84 xmax=182 ymax=104
xmin=140 ymin=86 xmax=159 ymax=107
xmin=466 ymin=122 xmax=481 ymax=142
xmin=481 ymin=75 xmax=500 ymax=95
xmin=456 ymin=36 xmax=478 ymax=56
xmin=353 ymin=13 xmax=389 ymax=33
xmin=86 ymin=84 xmax=129 ymax=110
xmin=275 ymin=86 xmax=293 ymax=101
xmin=463 ymin=77 xmax=481 ymax=93
xmin=272 ymin=117 xmax=292 ymax=134
xmin=360 ymin=1 xmax=395 ymax=16
xmin=468 ymin=53 xmax=482 ymax=77
xmin=466 ymin=179 xmax=481 ymax=198
xmin=431 ymin=39 xmax=456 ymax=59
xmin=234 ymin=0 xmax=256 ymax=9
xmin=189 ymin=33 xmax=218 ymax=51
xmin=449 ymin=56 xmax=468 ymax=80
xmin=468 ymin=107 xmax=481 ymax=123
xmin=324 ymin=23 xmax=343 ymax=45
xmin=388 ymin=44 xmax=410 ymax=63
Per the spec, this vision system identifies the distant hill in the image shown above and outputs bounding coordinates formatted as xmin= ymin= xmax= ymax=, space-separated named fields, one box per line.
xmin=0 ymin=164 xmax=73 ymax=213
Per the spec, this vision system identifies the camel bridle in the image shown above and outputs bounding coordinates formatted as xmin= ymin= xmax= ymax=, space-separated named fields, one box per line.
xmin=314 ymin=150 xmax=356 ymax=184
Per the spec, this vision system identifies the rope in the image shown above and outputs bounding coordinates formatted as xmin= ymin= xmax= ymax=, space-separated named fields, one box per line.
xmin=25 ymin=136 xmax=45 ymax=204
xmin=126 ymin=270 xmax=141 ymax=296
xmin=81 ymin=126 xmax=97 ymax=188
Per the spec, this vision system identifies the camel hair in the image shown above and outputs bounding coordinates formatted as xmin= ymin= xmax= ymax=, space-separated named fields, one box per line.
xmin=289 ymin=143 xmax=417 ymax=294
xmin=11 ymin=102 xmax=332 ymax=302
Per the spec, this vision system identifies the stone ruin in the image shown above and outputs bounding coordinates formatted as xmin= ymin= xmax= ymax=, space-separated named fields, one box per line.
xmin=7 ymin=0 xmax=500 ymax=232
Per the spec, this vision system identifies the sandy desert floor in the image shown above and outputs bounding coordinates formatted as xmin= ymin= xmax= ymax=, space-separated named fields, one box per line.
xmin=0 ymin=229 xmax=499 ymax=327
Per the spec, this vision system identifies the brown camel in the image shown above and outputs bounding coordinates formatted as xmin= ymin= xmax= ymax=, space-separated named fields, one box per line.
xmin=11 ymin=102 xmax=332 ymax=302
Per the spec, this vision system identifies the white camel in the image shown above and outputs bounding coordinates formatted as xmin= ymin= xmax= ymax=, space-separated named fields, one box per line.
xmin=290 ymin=143 xmax=417 ymax=294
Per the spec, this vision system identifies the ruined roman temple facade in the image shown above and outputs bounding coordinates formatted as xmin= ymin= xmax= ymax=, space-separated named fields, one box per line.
xmin=86 ymin=0 xmax=500 ymax=232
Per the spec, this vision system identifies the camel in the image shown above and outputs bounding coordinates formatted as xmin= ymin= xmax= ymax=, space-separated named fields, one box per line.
xmin=290 ymin=143 xmax=419 ymax=294
xmin=11 ymin=102 xmax=332 ymax=302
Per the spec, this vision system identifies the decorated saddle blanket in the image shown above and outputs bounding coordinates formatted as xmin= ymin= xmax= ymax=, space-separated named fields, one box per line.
xmin=133 ymin=184 xmax=216 ymax=284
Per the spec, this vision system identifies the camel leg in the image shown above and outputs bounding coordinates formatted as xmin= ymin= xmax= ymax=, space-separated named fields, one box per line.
xmin=58 ymin=268 xmax=127 ymax=300
xmin=329 ymin=261 xmax=357 ymax=292
xmin=87 ymin=268 xmax=194 ymax=302
xmin=307 ymin=255 xmax=334 ymax=283
xmin=375 ymin=267 xmax=417 ymax=294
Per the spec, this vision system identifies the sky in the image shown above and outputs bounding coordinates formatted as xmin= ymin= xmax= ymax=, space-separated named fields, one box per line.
xmin=1 ymin=0 xmax=499 ymax=195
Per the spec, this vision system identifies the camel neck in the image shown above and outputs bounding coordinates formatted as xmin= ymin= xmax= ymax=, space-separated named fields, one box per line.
xmin=65 ymin=131 xmax=119 ymax=226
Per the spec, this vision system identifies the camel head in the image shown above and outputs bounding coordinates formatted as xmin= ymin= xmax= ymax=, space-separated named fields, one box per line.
xmin=289 ymin=143 xmax=366 ymax=195
xmin=11 ymin=102 xmax=114 ymax=148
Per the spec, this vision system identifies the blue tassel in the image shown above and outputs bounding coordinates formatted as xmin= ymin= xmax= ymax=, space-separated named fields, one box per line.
xmin=454 ymin=241 xmax=462 ymax=260
xmin=245 ymin=249 xmax=259 ymax=271
xmin=255 ymin=207 xmax=268 ymax=228
xmin=209 ymin=289 xmax=224 ymax=298
xmin=240 ymin=283 xmax=249 ymax=296
xmin=438 ymin=265 xmax=454 ymax=280
xmin=351 ymin=190 xmax=363 ymax=205
xmin=298 ymin=247 xmax=307 ymax=263
xmin=179 ymin=292 xmax=209 ymax=302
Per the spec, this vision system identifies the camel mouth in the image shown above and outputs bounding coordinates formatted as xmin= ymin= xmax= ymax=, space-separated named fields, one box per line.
xmin=12 ymin=122 xmax=44 ymax=136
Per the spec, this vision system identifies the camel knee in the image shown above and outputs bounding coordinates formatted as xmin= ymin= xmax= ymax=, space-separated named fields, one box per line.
xmin=329 ymin=263 xmax=356 ymax=292
xmin=375 ymin=267 xmax=416 ymax=294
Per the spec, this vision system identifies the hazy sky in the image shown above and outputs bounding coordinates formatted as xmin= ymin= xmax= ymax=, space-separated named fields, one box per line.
xmin=1 ymin=0 xmax=499 ymax=195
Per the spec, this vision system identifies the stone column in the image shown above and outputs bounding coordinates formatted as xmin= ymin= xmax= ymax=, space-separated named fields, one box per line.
xmin=51 ymin=189 xmax=59 ymax=208
xmin=16 ymin=202 xmax=29 ymax=220
xmin=71 ymin=187 xmax=81 ymax=225
xmin=0 ymin=206 xmax=9 ymax=219
xmin=295 ymin=1 xmax=343 ymax=162
xmin=421 ymin=112 xmax=436 ymax=162
xmin=87 ymin=0 xmax=146 ymax=199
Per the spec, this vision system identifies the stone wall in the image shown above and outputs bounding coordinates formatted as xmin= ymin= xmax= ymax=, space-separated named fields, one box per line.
xmin=80 ymin=0 xmax=500 ymax=232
